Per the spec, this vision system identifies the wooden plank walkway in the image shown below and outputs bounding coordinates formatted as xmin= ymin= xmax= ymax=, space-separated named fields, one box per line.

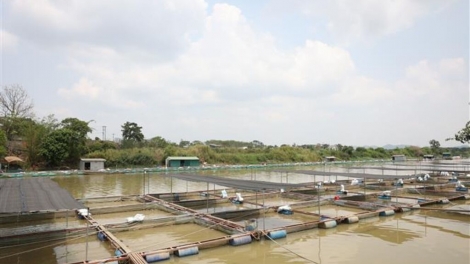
xmin=83 ymin=215 xmax=148 ymax=264
xmin=143 ymin=195 xmax=246 ymax=232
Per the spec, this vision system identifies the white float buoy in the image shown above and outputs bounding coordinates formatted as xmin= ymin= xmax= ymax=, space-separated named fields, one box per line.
xmin=319 ymin=220 xmax=337 ymax=229
xmin=344 ymin=216 xmax=359 ymax=224
xmin=379 ymin=210 xmax=395 ymax=216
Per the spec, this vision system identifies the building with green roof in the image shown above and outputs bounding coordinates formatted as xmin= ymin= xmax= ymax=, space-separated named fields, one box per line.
xmin=165 ymin=156 xmax=200 ymax=168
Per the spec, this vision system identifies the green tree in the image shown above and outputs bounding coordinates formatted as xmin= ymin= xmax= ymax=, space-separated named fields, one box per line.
xmin=39 ymin=129 xmax=74 ymax=167
xmin=40 ymin=114 xmax=60 ymax=133
xmin=61 ymin=118 xmax=93 ymax=138
xmin=191 ymin=140 xmax=204 ymax=146
xmin=251 ymin=140 xmax=264 ymax=148
xmin=429 ymin=139 xmax=441 ymax=154
xmin=23 ymin=121 xmax=48 ymax=167
xmin=60 ymin=118 xmax=93 ymax=163
xmin=148 ymin=136 xmax=168 ymax=148
xmin=38 ymin=117 xmax=92 ymax=167
xmin=450 ymin=121 xmax=470 ymax=144
xmin=179 ymin=139 xmax=190 ymax=148
xmin=121 ymin=122 xmax=144 ymax=142
xmin=0 ymin=130 xmax=7 ymax=158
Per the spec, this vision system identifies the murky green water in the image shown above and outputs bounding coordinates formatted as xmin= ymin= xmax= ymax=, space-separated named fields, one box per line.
xmin=1 ymin=166 xmax=469 ymax=264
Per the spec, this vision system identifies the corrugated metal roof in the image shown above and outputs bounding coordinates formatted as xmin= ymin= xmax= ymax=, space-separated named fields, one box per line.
xmin=0 ymin=178 xmax=85 ymax=213
xmin=80 ymin=158 xmax=106 ymax=162
xmin=166 ymin=156 xmax=199 ymax=161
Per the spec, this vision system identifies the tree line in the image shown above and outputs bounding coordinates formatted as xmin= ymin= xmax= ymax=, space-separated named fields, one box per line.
xmin=1 ymin=84 xmax=469 ymax=170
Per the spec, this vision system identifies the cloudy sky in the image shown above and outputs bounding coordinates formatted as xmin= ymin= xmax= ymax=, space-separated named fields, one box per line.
xmin=1 ymin=0 xmax=468 ymax=147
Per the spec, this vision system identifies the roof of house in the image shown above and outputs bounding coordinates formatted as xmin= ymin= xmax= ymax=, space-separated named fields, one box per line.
xmin=4 ymin=156 xmax=24 ymax=163
xmin=80 ymin=158 xmax=106 ymax=162
xmin=165 ymin=156 xmax=199 ymax=161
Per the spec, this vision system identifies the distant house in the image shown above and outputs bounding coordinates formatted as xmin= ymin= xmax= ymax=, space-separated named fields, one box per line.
xmin=392 ymin=155 xmax=406 ymax=162
xmin=79 ymin=158 xmax=106 ymax=171
xmin=423 ymin=154 xmax=434 ymax=161
xmin=324 ymin=156 xmax=336 ymax=162
xmin=442 ymin=152 xmax=452 ymax=160
xmin=165 ymin=156 xmax=200 ymax=168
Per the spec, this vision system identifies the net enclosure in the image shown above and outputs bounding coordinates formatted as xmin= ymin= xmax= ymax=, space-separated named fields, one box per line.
xmin=0 ymin=178 xmax=85 ymax=213
xmin=164 ymin=173 xmax=314 ymax=191
xmin=273 ymin=170 xmax=418 ymax=180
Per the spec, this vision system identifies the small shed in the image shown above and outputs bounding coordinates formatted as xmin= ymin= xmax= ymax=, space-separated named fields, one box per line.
xmin=2 ymin=156 xmax=25 ymax=172
xmin=392 ymin=155 xmax=406 ymax=162
xmin=166 ymin=156 xmax=200 ymax=168
xmin=324 ymin=156 xmax=336 ymax=162
xmin=442 ymin=152 xmax=452 ymax=160
xmin=423 ymin=154 xmax=434 ymax=161
xmin=79 ymin=158 xmax=106 ymax=171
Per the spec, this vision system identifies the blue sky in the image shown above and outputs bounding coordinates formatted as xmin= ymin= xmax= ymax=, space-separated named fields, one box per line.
xmin=1 ymin=0 xmax=469 ymax=147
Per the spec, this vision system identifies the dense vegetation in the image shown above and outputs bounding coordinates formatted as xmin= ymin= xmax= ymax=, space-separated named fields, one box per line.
xmin=1 ymin=84 xmax=469 ymax=170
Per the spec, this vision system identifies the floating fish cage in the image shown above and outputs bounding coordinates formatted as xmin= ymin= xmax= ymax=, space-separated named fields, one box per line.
xmin=4 ymin=167 xmax=470 ymax=264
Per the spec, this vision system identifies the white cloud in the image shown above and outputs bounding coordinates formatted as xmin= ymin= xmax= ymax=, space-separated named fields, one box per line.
xmin=7 ymin=0 xmax=207 ymax=59
xmin=333 ymin=76 xmax=392 ymax=105
xmin=326 ymin=0 xmax=425 ymax=41
xmin=58 ymin=78 xmax=102 ymax=100
xmin=56 ymin=3 xmax=357 ymax=109
xmin=395 ymin=58 xmax=467 ymax=101
xmin=3 ymin=1 xmax=467 ymax=146
xmin=278 ymin=0 xmax=454 ymax=43
xmin=1 ymin=30 xmax=19 ymax=49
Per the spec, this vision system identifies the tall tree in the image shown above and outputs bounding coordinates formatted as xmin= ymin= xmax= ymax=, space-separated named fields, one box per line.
xmin=60 ymin=118 xmax=93 ymax=163
xmin=39 ymin=129 xmax=73 ymax=167
xmin=0 ymin=84 xmax=34 ymax=118
xmin=61 ymin=118 xmax=93 ymax=138
xmin=0 ymin=85 xmax=35 ymax=140
xmin=429 ymin=139 xmax=441 ymax=154
xmin=0 ymin=130 xmax=7 ymax=158
xmin=121 ymin=122 xmax=144 ymax=149
xmin=121 ymin=122 xmax=144 ymax=142
xmin=38 ymin=117 xmax=92 ymax=167
xmin=23 ymin=121 xmax=48 ymax=167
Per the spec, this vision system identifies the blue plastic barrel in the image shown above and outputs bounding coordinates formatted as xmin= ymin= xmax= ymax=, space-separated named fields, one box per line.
xmin=267 ymin=229 xmax=287 ymax=240
xmin=379 ymin=210 xmax=395 ymax=216
xmin=146 ymin=252 xmax=170 ymax=262
xmin=97 ymin=232 xmax=107 ymax=241
xmin=229 ymin=235 xmax=252 ymax=246
xmin=174 ymin=246 xmax=199 ymax=257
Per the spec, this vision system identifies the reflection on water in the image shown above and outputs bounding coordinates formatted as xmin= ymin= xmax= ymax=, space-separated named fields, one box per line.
xmin=0 ymin=235 xmax=114 ymax=264
xmin=2 ymin=167 xmax=469 ymax=264
xmin=113 ymin=223 xmax=226 ymax=252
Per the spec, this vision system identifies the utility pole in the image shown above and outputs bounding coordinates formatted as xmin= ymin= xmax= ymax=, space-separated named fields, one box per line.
xmin=102 ymin=126 xmax=107 ymax=140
